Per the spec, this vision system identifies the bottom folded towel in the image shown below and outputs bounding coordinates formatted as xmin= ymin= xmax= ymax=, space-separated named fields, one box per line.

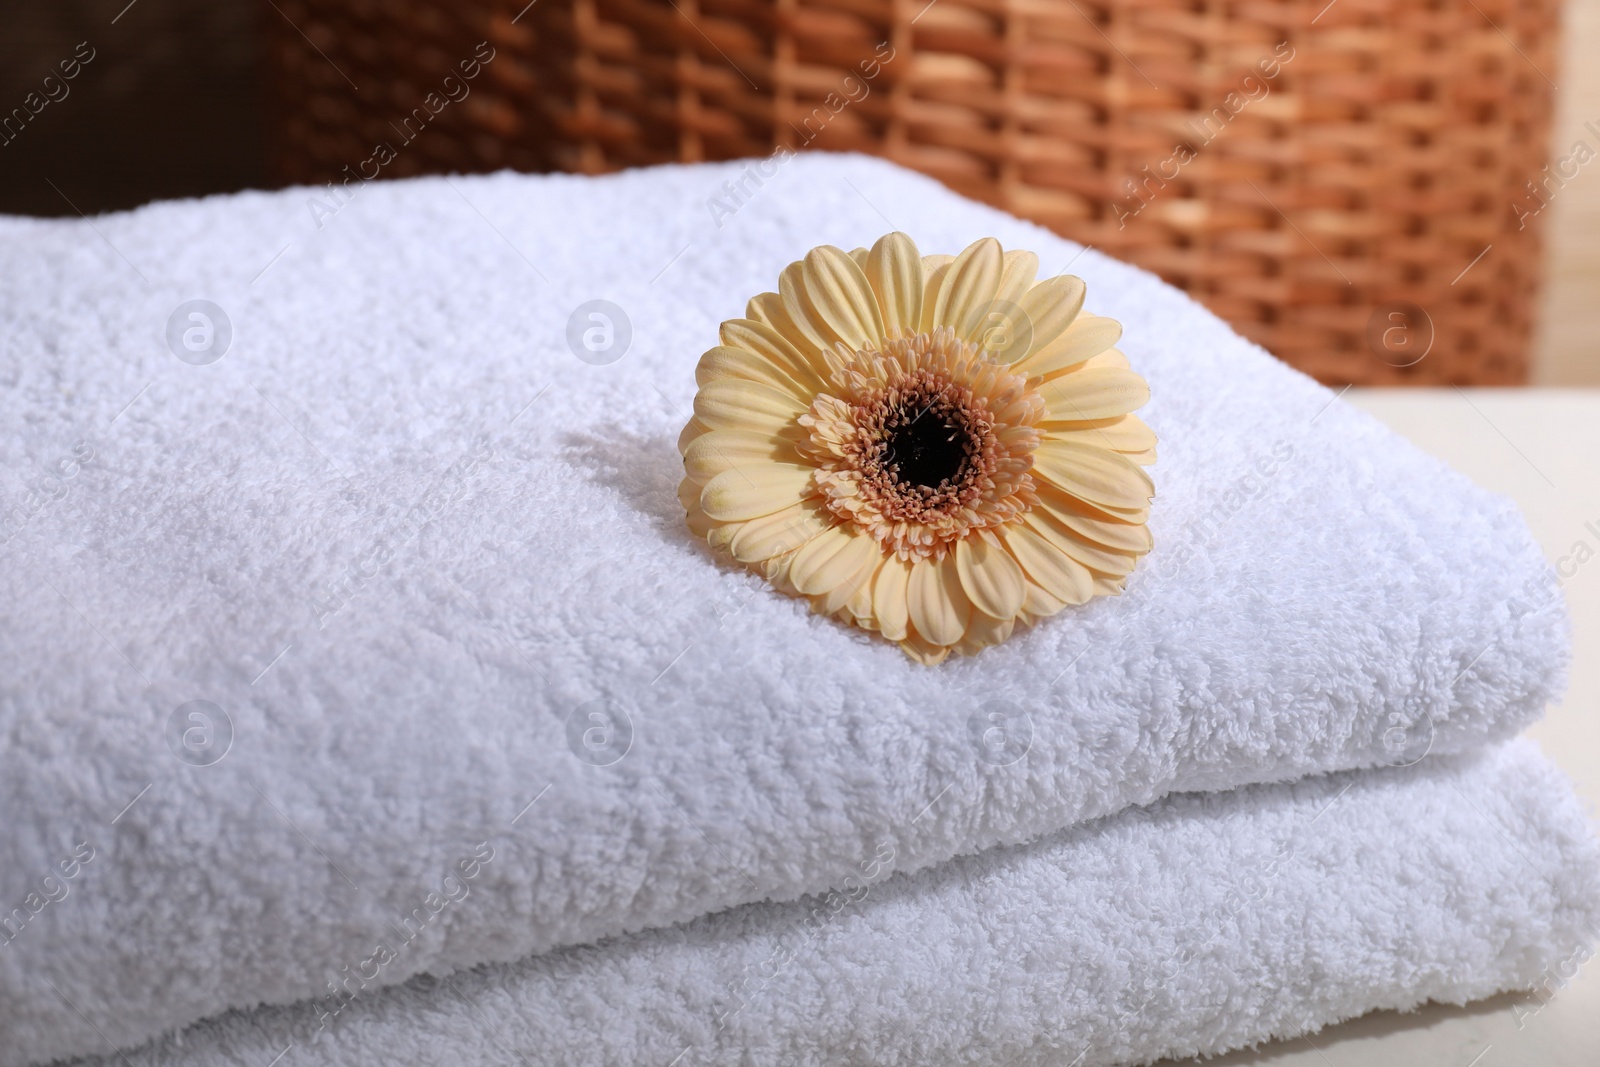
xmin=71 ymin=739 xmax=1599 ymax=1067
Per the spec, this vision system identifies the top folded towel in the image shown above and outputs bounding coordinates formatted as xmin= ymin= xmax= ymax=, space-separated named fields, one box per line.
xmin=0 ymin=154 xmax=1566 ymax=1064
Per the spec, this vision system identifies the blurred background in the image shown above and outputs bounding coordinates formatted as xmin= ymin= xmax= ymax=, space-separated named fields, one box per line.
xmin=0 ymin=0 xmax=1594 ymax=385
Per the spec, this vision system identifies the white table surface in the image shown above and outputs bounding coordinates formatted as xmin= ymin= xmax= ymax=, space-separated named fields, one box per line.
xmin=1147 ymin=389 xmax=1600 ymax=1067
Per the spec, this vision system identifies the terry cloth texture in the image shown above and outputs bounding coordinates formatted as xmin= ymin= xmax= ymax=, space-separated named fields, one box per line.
xmin=62 ymin=740 xmax=1600 ymax=1067
xmin=0 ymin=155 xmax=1570 ymax=1064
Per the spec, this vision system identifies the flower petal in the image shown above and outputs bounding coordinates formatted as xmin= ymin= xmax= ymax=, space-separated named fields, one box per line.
xmin=680 ymin=477 xmax=715 ymax=538
xmin=865 ymin=232 xmax=924 ymax=339
xmin=720 ymin=318 xmax=827 ymax=390
xmin=899 ymin=630 xmax=952 ymax=665
xmin=917 ymin=255 xmax=956 ymax=334
xmin=955 ymin=535 xmax=1026 ymax=620
xmin=1034 ymin=489 xmax=1154 ymax=553
xmin=728 ymin=502 xmax=833 ymax=563
xmin=816 ymin=540 xmax=881 ymax=614
xmin=1092 ymin=574 xmax=1126 ymax=596
xmin=1122 ymin=447 xmax=1158 ymax=467
xmin=872 ymin=554 xmax=913 ymax=641
xmin=693 ymin=377 xmax=807 ymax=433
xmin=677 ymin=417 xmax=709 ymax=459
xmin=932 ymin=237 xmax=1003 ymax=340
xmin=1016 ymin=315 xmax=1123 ymax=379
xmin=788 ymin=525 xmax=879 ymax=597
xmin=785 ymin=246 xmax=886 ymax=352
xmin=1040 ymin=367 xmax=1151 ymax=421
xmin=745 ymin=290 xmax=819 ymax=355
xmin=908 ymin=552 xmax=973 ymax=647
xmin=1081 ymin=347 xmax=1130 ymax=371
xmin=1016 ymin=274 xmax=1087 ymax=354
xmin=777 ymin=260 xmax=833 ymax=355
xmin=842 ymin=554 xmax=884 ymax=625
xmin=683 ymin=429 xmax=804 ymax=483
xmin=1040 ymin=414 xmax=1158 ymax=452
xmin=1033 ymin=439 xmax=1156 ymax=510
xmin=956 ymin=610 xmax=1014 ymax=656
xmin=1026 ymin=512 xmax=1139 ymax=576
xmin=965 ymin=249 xmax=1044 ymax=363
xmin=700 ymin=463 xmax=815 ymax=522
xmin=695 ymin=345 xmax=812 ymax=402
xmin=999 ymin=523 xmax=1094 ymax=606
xmin=1037 ymin=481 xmax=1150 ymax=525
xmin=706 ymin=520 xmax=741 ymax=553
xmin=1021 ymin=577 xmax=1068 ymax=619
xmin=997 ymin=249 xmax=1039 ymax=306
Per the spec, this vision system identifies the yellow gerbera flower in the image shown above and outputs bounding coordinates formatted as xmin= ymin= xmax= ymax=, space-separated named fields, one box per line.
xmin=679 ymin=233 xmax=1155 ymax=664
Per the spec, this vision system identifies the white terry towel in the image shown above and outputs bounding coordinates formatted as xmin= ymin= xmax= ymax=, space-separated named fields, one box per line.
xmin=59 ymin=739 xmax=1600 ymax=1067
xmin=0 ymin=156 xmax=1567 ymax=1063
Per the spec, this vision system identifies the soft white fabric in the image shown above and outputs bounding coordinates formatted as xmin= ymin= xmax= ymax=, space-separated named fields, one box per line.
xmin=61 ymin=740 xmax=1600 ymax=1067
xmin=0 ymin=155 xmax=1567 ymax=1064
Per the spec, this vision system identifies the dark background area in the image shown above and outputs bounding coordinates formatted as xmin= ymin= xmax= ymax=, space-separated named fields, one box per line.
xmin=0 ymin=0 xmax=263 ymax=217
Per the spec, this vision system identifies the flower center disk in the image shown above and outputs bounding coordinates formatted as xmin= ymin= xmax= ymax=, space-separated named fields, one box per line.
xmin=801 ymin=328 xmax=1045 ymax=562
xmin=882 ymin=404 xmax=971 ymax=491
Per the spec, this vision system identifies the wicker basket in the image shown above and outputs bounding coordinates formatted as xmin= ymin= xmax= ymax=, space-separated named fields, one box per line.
xmin=265 ymin=0 xmax=1560 ymax=384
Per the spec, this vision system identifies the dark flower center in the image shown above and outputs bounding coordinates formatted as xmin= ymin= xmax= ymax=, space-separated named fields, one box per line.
xmin=884 ymin=406 xmax=971 ymax=490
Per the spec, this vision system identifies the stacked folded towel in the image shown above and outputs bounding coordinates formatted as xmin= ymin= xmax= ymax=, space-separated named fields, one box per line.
xmin=0 ymin=154 xmax=1593 ymax=1067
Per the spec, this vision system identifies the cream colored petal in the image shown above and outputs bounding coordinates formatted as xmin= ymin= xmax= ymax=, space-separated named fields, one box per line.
xmin=695 ymin=345 xmax=812 ymax=401
xmin=677 ymin=417 xmax=709 ymax=459
xmin=1080 ymin=347 xmax=1130 ymax=371
xmin=719 ymin=318 xmax=828 ymax=390
xmin=1038 ymin=481 xmax=1150 ymax=526
xmin=700 ymin=463 xmax=815 ymax=522
xmin=1021 ymin=577 xmax=1068 ymax=619
xmin=683 ymin=429 xmax=804 ymax=483
xmin=908 ymin=552 xmax=972 ymax=647
xmin=1123 ymin=447 xmax=1158 ymax=467
xmin=680 ymin=477 xmax=715 ymax=538
xmin=997 ymin=250 xmax=1039 ymax=306
xmin=747 ymin=287 xmax=830 ymax=369
xmin=706 ymin=521 xmax=741 ymax=552
xmin=872 ymin=553 xmax=913 ymax=641
xmin=848 ymin=246 xmax=869 ymax=270
xmin=784 ymin=246 xmax=885 ymax=352
xmin=1016 ymin=315 xmax=1123 ymax=378
xmin=784 ymin=526 xmax=851 ymax=595
xmin=761 ymin=544 xmax=800 ymax=588
xmin=1092 ymin=574 xmax=1127 ymax=596
xmin=956 ymin=610 xmax=1014 ymax=657
xmin=955 ymin=535 xmax=1026 ymax=620
xmin=777 ymin=261 xmax=834 ymax=356
xmin=1040 ymin=414 xmax=1158 ymax=452
xmin=970 ymin=248 xmax=1044 ymax=363
xmin=843 ymin=555 xmax=884 ymax=625
xmin=817 ymin=541 xmax=881 ymax=614
xmin=932 ymin=237 xmax=1003 ymax=340
xmin=917 ymin=255 xmax=956 ymax=334
xmin=999 ymin=523 xmax=1093 ymax=606
xmin=693 ymin=377 xmax=807 ymax=433
xmin=1027 ymin=512 xmax=1138 ymax=576
xmin=728 ymin=501 xmax=833 ymax=563
xmin=865 ymin=232 xmax=923 ymax=339
xmin=1034 ymin=488 xmax=1154 ymax=553
xmin=1041 ymin=367 xmax=1151 ymax=421
xmin=898 ymin=630 xmax=951 ymax=665
xmin=1016 ymin=273 xmax=1087 ymax=355
xmin=1033 ymin=439 xmax=1155 ymax=511
xmin=788 ymin=525 xmax=878 ymax=597
xmin=745 ymin=290 xmax=785 ymax=328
